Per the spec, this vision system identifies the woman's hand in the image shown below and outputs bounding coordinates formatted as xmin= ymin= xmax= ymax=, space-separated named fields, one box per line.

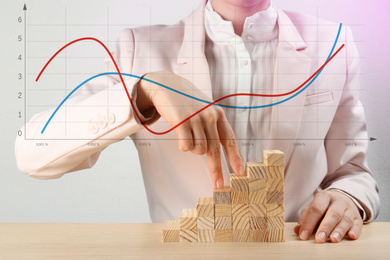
xmin=294 ymin=190 xmax=363 ymax=243
xmin=136 ymin=71 xmax=245 ymax=188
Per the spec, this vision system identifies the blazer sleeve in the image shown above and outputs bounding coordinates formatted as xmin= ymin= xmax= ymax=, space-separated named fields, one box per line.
xmin=15 ymin=28 xmax=158 ymax=180
xmin=321 ymin=26 xmax=380 ymax=222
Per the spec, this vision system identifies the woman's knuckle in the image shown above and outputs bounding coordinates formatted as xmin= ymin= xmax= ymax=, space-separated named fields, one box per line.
xmin=309 ymin=205 xmax=324 ymax=217
xmin=330 ymin=210 xmax=343 ymax=222
xmin=209 ymin=145 xmax=221 ymax=158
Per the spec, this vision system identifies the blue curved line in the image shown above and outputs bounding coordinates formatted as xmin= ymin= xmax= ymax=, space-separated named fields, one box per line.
xmin=40 ymin=23 xmax=342 ymax=134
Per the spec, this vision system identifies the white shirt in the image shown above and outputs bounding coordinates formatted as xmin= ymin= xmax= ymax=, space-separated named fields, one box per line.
xmin=204 ymin=2 xmax=367 ymax=219
xmin=204 ymin=1 xmax=278 ymax=167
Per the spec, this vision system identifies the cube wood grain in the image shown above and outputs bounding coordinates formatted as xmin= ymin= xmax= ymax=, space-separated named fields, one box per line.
xmin=267 ymin=229 xmax=285 ymax=242
xmin=231 ymin=191 xmax=249 ymax=204
xmin=232 ymin=217 xmax=250 ymax=230
xmin=246 ymin=162 xmax=267 ymax=180
xmin=215 ymin=217 xmax=232 ymax=230
xmin=266 ymin=178 xmax=284 ymax=192
xmin=266 ymin=191 xmax=284 ymax=205
xmin=249 ymin=179 xmax=266 ymax=192
xmin=180 ymin=209 xmax=197 ymax=230
xmin=249 ymin=190 xmax=266 ymax=204
xmin=198 ymin=229 xmax=215 ymax=242
xmin=162 ymin=220 xmax=180 ymax=242
xmin=180 ymin=229 xmax=198 ymax=242
xmin=215 ymin=229 xmax=233 ymax=242
xmin=215 ymin=204 xmax=231 ymax=217
xmin=196 ymin=197 xmax=214 ymax=217
xmin=267 ymin=166 xmax=284 ymax=180
xmin=267 ymin=216 xmax=285 ymax=230
xmin=213 ymin=186 xmax=231 ymax=204
xmin=249 ymin=229 xmax=267 ymax=242
xmin=233 ymin=230 xmax=250 ymax=242
xmin=231 ymin=204 xmax=249 ymax=218
xmin=230 ymin=175 xmax=249 ymax=191
xmin=249 ymin=204 xmax=266 ymax=217
xmin=263 ymin=150 xmax=284 ymax=166
xmin=197 ymin=217 xmax=214 ymax=229
xmin=249 ymin=217 xmax=267 ymax=230
xmin=267 ymin=204 xmax=285 ymax=217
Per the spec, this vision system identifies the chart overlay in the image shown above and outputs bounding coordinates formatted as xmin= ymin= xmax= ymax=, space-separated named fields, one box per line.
xmin=36 ymin=24 xmax=344 ymax=135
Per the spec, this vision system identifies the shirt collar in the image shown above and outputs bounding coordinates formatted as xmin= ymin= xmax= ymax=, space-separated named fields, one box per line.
xmin=204 ymin=0 xmax=278 ymax=44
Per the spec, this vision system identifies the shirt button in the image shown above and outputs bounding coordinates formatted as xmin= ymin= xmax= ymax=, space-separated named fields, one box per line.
xmin=88 ymin=121 xmax=99 ymax=134
xmin=246 ymin=36 xmax=253 ymax=41
xmin=248 ymin=23 xmax=253 ymax=28
xmin=239 ymin=104 xmax=248 ymax=112
xmin=240 ymin=59 xmax=249 ymax=67
xmin=107 ymin=112 xmax=116 ymax=125
xmin=98 ymin=117 xmax=108 ymax=129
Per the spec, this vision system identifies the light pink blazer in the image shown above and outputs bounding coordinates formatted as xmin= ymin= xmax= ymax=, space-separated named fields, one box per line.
xmin=15 ymin=0 xmax=380 ymax=223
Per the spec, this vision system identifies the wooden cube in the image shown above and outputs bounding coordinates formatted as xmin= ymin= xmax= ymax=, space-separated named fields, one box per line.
xmin=249 ymin=229 xmax=267 ymax=242
xmin=230 ymin=175 xmax=249 ymax=191
xmin=215 ymin=229 xmax=233 ymax=242
xmin=215 ymin=204 xmax=231 ymax=217
xmin=232 ymin=204 xmax=249 ymax=218
xmin=196 ymin=197 xmax=214 ymax=217
xmin=180 ymin=229 xmax=198 ymax=242
xmin=180 ymin=209 xmax=197 ymax=230
xmin=198 ymin=229 xmax=215 ymax=242
xmin=267 ymin=166 xmax=284 ymax=180
xmin=215 ymin=217 xmax=232 ymax=230
xmin=267 ymin=217 xmax=285 ymax=230
xmin=263 ymin=150 xmax=284 ymax=166
xmin=249 ymin=190 xmax=266 ymax=204
xmin=232 ymin=217 xmax=250 ymax=230
xmin=231 ymin=191 xmax=249 ymax=204
xmin=266 ymin=178 xmax=284 ymax=192
xmin=213 ymin=186 xmax=231 ymax=204
xmin=266 ymin=204 xmax=285 ymax=217
xmin=266 ymin=191 xmax=284 ymax=205
xmin=267 ymin=229 xmax=285 ymax=242
xmin=246 ymin=162 xmax=267 ymax=180
xmin=249 ymin=179 xmax=266 ymax=192
xmin=249 ymin=204 xmax=266 ymax=217
xmin=249 ymin=217 xmax=267 ymax=230
xmin=197 ymin=217 xmax=214 ymax=229
xmin=233 ymin=230 xmax=250 ymax=242
xmin=162 ymin=220 xmax=180 ymax=242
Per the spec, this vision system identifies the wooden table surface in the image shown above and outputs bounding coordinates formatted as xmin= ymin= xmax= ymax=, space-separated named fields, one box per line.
xmin=0 ymin=222 xmax=389 ymax=259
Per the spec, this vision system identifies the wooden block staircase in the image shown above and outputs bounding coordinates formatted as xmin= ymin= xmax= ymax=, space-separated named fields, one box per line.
xmin=162 ymin=150 xmax=285 ymax=242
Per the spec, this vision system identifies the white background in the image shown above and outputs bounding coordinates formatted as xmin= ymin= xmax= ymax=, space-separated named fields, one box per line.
xmin=0 ymin=0 xmax=389 ymax=223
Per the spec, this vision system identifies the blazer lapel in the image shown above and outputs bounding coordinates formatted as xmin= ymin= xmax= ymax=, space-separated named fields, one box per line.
xmin=266 ymin=9 xmax=311 ymax=167
xmin=173 ymin=2 xmax=312 ymax=168
xmin=173 ymin=0 xmax=213 ymax=99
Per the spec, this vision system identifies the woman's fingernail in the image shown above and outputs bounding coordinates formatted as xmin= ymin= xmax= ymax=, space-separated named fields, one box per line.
xmin=239 ymin=165 xmax=245 ymax=176
xmin=216 ymin=179 xmax=224 ymax=189
xmin=300 ymin=230 xmax=309 ymax=240
xmin=318 ymin=232 xmax=327 ymax=242
xmin=332 ymin=232 xmax=341 ymax=242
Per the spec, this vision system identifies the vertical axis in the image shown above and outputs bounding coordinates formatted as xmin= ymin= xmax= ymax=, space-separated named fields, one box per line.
xmin=23 ymin=4 xmax=27 ymax=139
xmin=64 ymin=6 xmax=67 ymax=136
xmin=316 ymin=3 xmax=319 ymax=136
xmin=107 ymin=6 xmax=110 ymax=132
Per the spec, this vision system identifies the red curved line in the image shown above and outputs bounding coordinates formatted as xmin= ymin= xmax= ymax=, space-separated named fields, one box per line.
xmin=36 ymin=37 xmax=344 ymax=135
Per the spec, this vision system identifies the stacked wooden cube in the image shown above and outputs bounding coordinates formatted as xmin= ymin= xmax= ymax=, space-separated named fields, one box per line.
xmin=162 ymin=150 xmax=285 ymax=242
